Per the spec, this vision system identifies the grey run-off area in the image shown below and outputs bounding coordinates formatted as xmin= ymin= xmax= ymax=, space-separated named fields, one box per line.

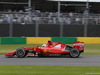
xmin=0 ymin=55 xmax=100 ymax=66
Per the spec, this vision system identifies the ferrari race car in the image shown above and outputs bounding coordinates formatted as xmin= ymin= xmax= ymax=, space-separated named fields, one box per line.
xmin=5 ymin=41 xmax=84 ymax=58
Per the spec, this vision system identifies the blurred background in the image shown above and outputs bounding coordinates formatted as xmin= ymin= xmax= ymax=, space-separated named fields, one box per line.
xmin=0 ymin=0 xmax=100 ymax=37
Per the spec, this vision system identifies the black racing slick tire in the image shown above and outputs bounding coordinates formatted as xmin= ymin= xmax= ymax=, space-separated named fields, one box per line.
xmin=16 ymin=48 xmax=28 ymax=58
xmin=69 ymin=48 xmax=80 ymax=58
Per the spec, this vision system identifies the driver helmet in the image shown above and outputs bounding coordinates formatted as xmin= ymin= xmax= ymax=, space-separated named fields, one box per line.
xmin=48 ymin=41 xmax=52 ymax=45
xmin=42 ymin=44 xmax=47 ymax=47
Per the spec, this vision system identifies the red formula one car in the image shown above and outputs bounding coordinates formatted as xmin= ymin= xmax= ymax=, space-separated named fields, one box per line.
xmin=5 ymin=41 xmax=84 ymax=58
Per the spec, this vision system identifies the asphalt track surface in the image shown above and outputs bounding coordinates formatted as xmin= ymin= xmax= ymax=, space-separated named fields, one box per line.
xmin=0 ymin=55 xmax=100 ymax=66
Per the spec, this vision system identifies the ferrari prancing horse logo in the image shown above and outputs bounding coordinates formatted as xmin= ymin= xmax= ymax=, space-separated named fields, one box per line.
xmin=34 ymin=48 xmax=36 ymax=51
xmin=53 ymin=43 xmax=56 ymax=46
xmin=49 ymin=50 xmax=52 ymax=53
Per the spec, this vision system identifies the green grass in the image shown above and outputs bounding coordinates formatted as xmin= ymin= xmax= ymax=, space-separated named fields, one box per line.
xmin=0 ymin=65 xmax=100 ymax=75
xmin=84 ymin=44 xmax=100 ymax=54
xmin=0 ymin=44 xmax=100 ymax=54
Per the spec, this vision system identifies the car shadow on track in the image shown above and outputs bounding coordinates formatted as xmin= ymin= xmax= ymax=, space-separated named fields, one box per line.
xmin=5 ymin=55 xmax=84 ymax=58
xmin=27 ymin=55 xmax=84 ymax=58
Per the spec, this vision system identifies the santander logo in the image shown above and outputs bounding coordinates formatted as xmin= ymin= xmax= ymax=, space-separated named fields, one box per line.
xmin=74 ymin=43 xmax=84 ymax=46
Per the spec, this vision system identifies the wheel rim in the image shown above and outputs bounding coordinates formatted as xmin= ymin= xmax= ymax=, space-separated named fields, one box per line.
xmin=17 ymin=50 xmax=24 ymax=56
xmin=70 ymin=49 xmax=79 ymax=57
xmin=16 ymin=49 xmax=25 ymax=57
xmin=71 ymin=50 xmax=79 ymax=56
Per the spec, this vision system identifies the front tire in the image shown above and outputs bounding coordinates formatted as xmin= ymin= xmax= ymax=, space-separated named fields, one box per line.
xmin=69 ymin=48 xmax=80 ymax=58
xmin=16 ymin=48 xmax=28 ymax=58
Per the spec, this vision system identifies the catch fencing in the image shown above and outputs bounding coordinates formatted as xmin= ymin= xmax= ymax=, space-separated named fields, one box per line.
xmin=0 ymin=12 xmax=100 ymax=37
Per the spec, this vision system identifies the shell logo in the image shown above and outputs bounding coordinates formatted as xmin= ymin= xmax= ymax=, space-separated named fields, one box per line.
xmin=34 ymin=48 xmax=36 ymax=51
xmin=43 ymin=49 xmax=47 ymax=53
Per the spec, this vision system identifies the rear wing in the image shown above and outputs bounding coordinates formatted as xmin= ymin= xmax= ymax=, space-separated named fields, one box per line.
xmin=73 ymin=41 xmax=84 ymax=51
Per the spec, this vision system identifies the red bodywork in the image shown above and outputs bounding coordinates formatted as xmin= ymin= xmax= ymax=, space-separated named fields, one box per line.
xmin=74 ymin=41 xmax=84 ymax=51
xmin=5 ymin=42 xmax=84 ymax=57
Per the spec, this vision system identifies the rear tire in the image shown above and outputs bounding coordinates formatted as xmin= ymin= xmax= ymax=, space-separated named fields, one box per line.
xmin=69 ymin=48 xmax=80 ymax=58
xmin=16 ymin=48 xmax=28 ymax=58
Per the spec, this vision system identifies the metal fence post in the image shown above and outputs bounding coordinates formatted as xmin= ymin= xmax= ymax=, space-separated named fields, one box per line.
xmin=84 ymin=0 xmax=89 ymax=37
xmin=58 ymin=0 xmax=61 ymax=18
xmin=35 ymin=21 xmax=39 ymax=37
xmin=60 ymin=22 xmax=63 ymax=37
xmin=9 ymin=14 xmax=13 ymax=37
xmin=84 ymin=17 xmax=88 ymax=37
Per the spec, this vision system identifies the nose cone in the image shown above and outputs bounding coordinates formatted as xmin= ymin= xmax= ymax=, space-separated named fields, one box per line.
xmin=5 ymin=51 xmax=16 ymax=56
